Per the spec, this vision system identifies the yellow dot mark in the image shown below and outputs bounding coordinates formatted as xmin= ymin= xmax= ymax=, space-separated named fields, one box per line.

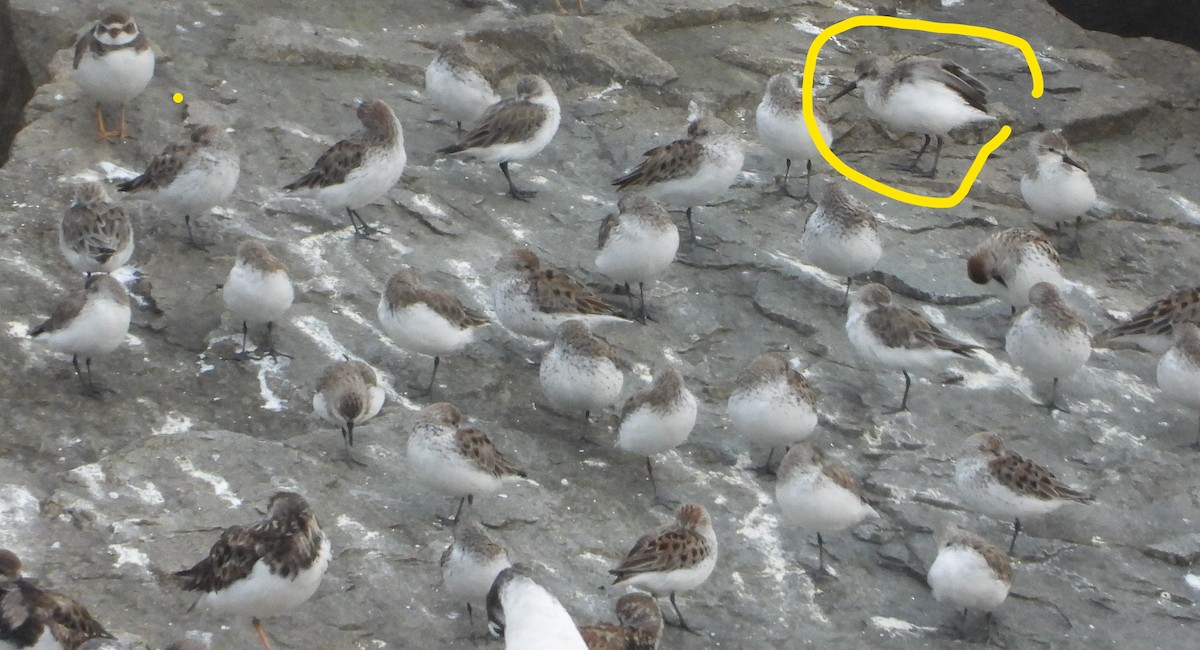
xmin=802 ymin=16 xmax=1044 ymax=208
xmin=172 ymin=92 xmax=184 ymax=104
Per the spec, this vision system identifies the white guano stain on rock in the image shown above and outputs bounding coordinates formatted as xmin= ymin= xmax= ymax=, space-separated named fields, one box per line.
xmin=176 ymin=457 xmax=242 ymax=507
xmin=69 ymin=463 xmax=108 ymax=499
xmin=110 ymin=543 xmax=151 ymax=570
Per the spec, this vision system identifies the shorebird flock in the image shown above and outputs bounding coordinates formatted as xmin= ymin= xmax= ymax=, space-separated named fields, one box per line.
xmin=4 ymin=3 xmax=1198 ymax=650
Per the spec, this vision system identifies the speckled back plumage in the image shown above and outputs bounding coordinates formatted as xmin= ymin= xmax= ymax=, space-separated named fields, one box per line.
xmin=383 ymin=269 xmax=489 ymax=329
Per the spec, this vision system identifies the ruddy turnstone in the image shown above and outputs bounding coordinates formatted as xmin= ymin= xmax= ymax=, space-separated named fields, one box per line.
xmin=756 ymin=72 xmax=833 ymax=199
xmin=312 ymin=359 xmax=386 ymax=457
xmin=222 ymin=240 xmax=294 ymax=359
xmin=967 ymin=228 xmax=1064 ymax=312
xmin=377 ymin=268 xmax=489 ymax=395
xmin=727 ymin=351 xmax=818 ymax=473
xmin=0 ymin=549 xmax=116 ymax=650
xmin=613 ymin=116 xmax=744 ymax=241
xmin=927 ymin=522 xmax=1011 ymax=639
xmin=954 ymin=432 xmax=1092 ymax=553
xmin=1157 ymin=322 xmax=1200 ymax=448
xmin=1005 ymin=283 xmax=1090 ymax=411
xmin=425 ymin=38 xmax=499 ymax=134
xmin=117 ymin=124 xmax=239 ymax=249
xmin=616 ymin=364 xmax=697 ymax=503
xmin=71 ymin=6 xmax=154 ymax=140
xmin=494 ymin=249 xmax=628 ymax=341
xmin=595 ymin=193 xmax=678 ymax=323
xmin=540 ymin=320 xmax=624 ymax=424
xmin=846 ymin=283 xmax=980 ymax=412
xmin=830 ymin=55 xmax=993 ymax=177
xmin=486 ymin=566 xmax=588 ymax=649
xmin=59 ymin=182 xmax=133 ymax=278
xmin=283 ymin=99 xmax=406 ymax=238
xmin=176 ymin=492 xmax=331 ymax=650
xmin=29 ymin=274 xmax=130 ymax=398
xmin=578 ymin=592 xmax=663 ymax=650
xmin=440 ymin=512 xmax=512 ymax=624
xmin=1093 ymin=286 xmax=1200 ymax=354
xmin=1020 ymin=131 xmax=1096 ymax=223
xmin=775 ymin=444 xmax=879 ymax=574
xmin=438 ymin=75 xmax=560 ymax=200
xmin=801 ymin=180 xmax=882 ymax=297
xmin=407 ymin=402 xmax=526 ymax=522
xmin=609 ymin=503 xmax=717 ymax=634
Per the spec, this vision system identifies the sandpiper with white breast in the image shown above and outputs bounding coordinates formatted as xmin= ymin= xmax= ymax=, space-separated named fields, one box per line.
xmin=595 ymin=193 xmax=678 ymax=323
xmin=1093 ymin=286 xmax=1200 ymax=354
xmin=830 ymin=55 xmax=993 ymax=178
xmin=609 ymin=503 xmax=717 ymax=634
xmin=59 ymin=182 xmax=133 ymax=279
xmin=283 ymin=99 xmax=406 ymax=238
xmin=540 ymin=320 xmax=624 ymax=425
xmin=493 ymin=249 xmax=629 ymax=341
xmin=312 ymin=359 xmax=386 ymax=461
xmin=954 ymin=432 xmax=1092 ymax=553
xmin=775 ymin=443 xmax=879 ymax=575
xmin=967 ymin=228 xmax=1064 ymax=313
xmin=378 ymin=268 xmax=489 ymax=395
xmin=927 ymin=522 xmax=1011 ymax=641
xmin=1020 ymin=131 xmax=1096 ymax=226
xmin=407 ymin=402 xmax=526 ymax=524
xmin=438 ymin=76 xmax=560 ymax=200
xmin=1005 ymin=283 xmax=1090 ymax=411
xmin=30 ymin=274 xmax=131 ymax=398
xmin=613 ymin=116 xmax=744 ymax=242
xmin=616 ymin=364 xmax=697 ymax=504
xmin=846 ymin=283 xmax=981 ymax=412
xmin=425 ymin=38 xmax=499 ymax=134
xmin=726 ymin=351 xmax=818 ymax=473
xmin=222 ymin=240 xmax=294 ymax=359
xmin=756 ymin=72 xmax=833 ymax=200
xmin=801 ymin=180 xmax=882 ymax=298
xmin=117 ymin=125 xmax=240 ymax=249
xmin=441 ymin=511 xmax=512 ymax=625
xmin=72 ymin=6 xmax=154 ymax=140
xmin=176 ymin=492 xmax=331 ymax=650
xmin=1156 ymin=322 xmax=1200 ymax=448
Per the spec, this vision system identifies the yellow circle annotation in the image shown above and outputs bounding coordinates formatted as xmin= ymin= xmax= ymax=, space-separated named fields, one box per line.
xmin=802 ymin=16 xmax=1044 ymax=209
xmin=172 ymin=92 xmax=184 ymax=104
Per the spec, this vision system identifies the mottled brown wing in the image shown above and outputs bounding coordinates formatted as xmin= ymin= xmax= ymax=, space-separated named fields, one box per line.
xmin=448 ymin=99 xmax=545 ymax=151
xmin=118 ymin=143 xmax=192 ymax=192
xmin=529 ymin=270 xmax=617 ymax=317
xmin=866 ymin=306 xmax=978 ymax=356
xmin=29 ymin=292 xmax=88 ymax=338
xmin=283 ymin=138 xmax=367 ymax=190
xmin=965 ymin=536 xmax=1011 ymax=583
xmin=578 ymin=623 xmax=632 ymax=650
xmin=989 ymin=452 xmax=1092 ymax=503
xmin=423 ymin=289 xmax=489 ymax=329
xmin=612 ymin=139 xmax=705 ymax=190
xmin=41 ymin=588 xmax=115 ymax=647
xmin=1102 ymin=288 xmax=1200 ymax=340
xmin=175 ymin=525 xmax=263 ymax=594
xmin=610 ymin=526 xmax=710 ymax=580
xmin=786 ymin=368 xmax=817 ymax=405
xmin=62 ymin=205 xmax=127 ymax=264
xmin=438 ymin=544 xmax=453 ymax=569
xmin=822 ymin=462 xmax=870 ymax=504
xmin=455 ymin=427 xmax=525 ymax=479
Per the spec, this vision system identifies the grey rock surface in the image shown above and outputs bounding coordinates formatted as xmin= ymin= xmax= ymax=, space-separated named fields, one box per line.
xmin=2 ymin=0 xmax=1200 ymax=649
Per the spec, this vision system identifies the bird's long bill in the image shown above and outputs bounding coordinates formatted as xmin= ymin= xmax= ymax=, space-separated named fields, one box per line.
xmin=1062 ymin=153 xmax=1088 ymax=172
xmin=828 ymin=80 xmax=858 ymax=104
